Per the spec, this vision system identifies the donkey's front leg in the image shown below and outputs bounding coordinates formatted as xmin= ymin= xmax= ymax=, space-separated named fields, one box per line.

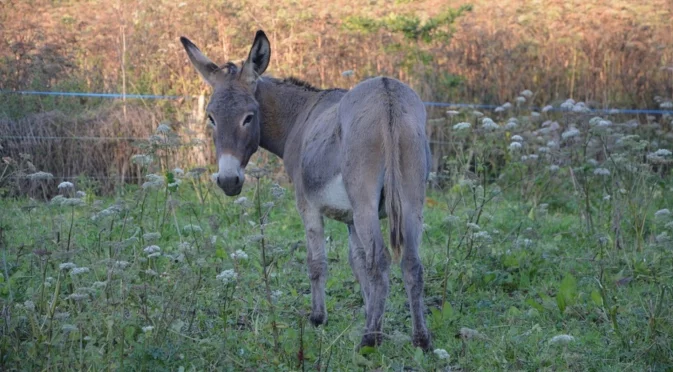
xmin=298 ymin=201 xmax=328 ymax=326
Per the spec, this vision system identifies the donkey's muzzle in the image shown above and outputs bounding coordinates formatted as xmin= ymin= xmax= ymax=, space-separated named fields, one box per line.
xmin=217 ymin=175 xmax=243 ymax=196
xmin=217 ymin=154 xmax=244 ymax=196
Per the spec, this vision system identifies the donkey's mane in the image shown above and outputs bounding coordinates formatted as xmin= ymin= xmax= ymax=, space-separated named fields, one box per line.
xmin=278 ymin=77 xmax=322 ymax=92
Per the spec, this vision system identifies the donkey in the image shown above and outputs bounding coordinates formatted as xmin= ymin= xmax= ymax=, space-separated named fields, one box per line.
xmin=180 ymin=30 xmax=432 ymax=350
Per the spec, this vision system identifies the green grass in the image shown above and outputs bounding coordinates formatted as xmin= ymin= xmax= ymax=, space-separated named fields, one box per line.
xmin=1 ymin=166 xmax=672 ymax=371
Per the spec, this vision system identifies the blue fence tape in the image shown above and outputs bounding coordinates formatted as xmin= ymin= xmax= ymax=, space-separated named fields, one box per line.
xmin=2 ymin=90 xmax=673 ymax=116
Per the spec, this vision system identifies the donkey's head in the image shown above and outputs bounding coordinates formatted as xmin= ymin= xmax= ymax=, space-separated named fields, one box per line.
xmin=180 ymin=31 xmax=270 ymax=196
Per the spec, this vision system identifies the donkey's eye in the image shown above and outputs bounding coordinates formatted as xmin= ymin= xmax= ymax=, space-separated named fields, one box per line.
xmin=242 ymin=114 xmax=254 ymax=126
xmin=207 ymin=115 xmax=216 ymax=128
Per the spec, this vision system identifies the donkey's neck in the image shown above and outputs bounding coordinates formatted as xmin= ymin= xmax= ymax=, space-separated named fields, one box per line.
xmin=254 ymin=77 xmax=325 ymax=158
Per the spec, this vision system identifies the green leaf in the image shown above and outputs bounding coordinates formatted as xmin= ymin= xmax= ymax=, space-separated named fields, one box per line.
xmin=559 ymin=274 xmax=578 ymax=306
xmin=556 ymin=293 xmax=567 ymax=314
xmin=591 ymin=290 xmax=604 ymax=307
xmin=442 ymin=301 xmax=454 ymax=319
xmin=526 ymin=298 xmax=544 ymax=312
xmin=413 ymin=347 xmax=425 ymax=365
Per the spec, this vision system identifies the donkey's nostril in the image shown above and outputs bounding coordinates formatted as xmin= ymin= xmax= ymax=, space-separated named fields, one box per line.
xmin=235 ymin=176 xmax=240 ymax=185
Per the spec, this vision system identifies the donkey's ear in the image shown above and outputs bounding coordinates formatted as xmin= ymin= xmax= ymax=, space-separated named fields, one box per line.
xmin=241 ymin=30 xmax=271 ymax=87
xmin=180 ymin=36 xmax=224 ymax=87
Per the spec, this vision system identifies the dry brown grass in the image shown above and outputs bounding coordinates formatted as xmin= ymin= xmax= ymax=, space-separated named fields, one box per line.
xmin=1 ymin=0 xmax=672 ymax=191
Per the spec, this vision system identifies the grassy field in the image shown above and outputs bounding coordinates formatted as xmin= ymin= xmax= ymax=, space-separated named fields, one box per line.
xmin=2 ymin=105 xmax=673 ymax=371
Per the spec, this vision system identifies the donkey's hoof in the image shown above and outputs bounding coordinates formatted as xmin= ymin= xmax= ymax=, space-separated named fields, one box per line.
xmin=359 ymin=333 xmax=382 ymax=349
xmin=309 ymin=312 xmax=327 ymax=326
xmin=413 ymin=332 xmax=432 ymax=352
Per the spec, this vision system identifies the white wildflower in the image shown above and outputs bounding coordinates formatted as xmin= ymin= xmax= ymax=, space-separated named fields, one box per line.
xmin=216 ymin=269 xmax=238 ymax=284
xmin=173 ymin=168 xmax=185 ymax=177
xmin=656 ymin=232 xmax=670 ymax=243
xmin=459 ymin=327 xmax=483 ymax=340
xmin=660 ymin=101 xmax=673 ymax=109
xmin=183 ymin=224 xmax=203 ymax=234
xmin=466 ymin=222 xmax=481 ymax=230
xmin=51 ymin=195 xmax=66 ymax=206
xmin=234 ymin=197 xmax=250 ymax=208
xmin=509 ymin=142 xmax=523 ymax=151
xmin=143 ymin=232 xmax=161 ymax=242
xmin=481 ymin=118 xmax=499 ymax=131
xmin=473 ymin=231 xmax=492 ymax=241
xmin=654 ymin=149 xmax=672 ymax=157
xmin=549 ymin=334 xmax=575 ymax=344
xmin=598 ymin=120 xmax=612 ymax=127
xmin=70 ymin=267 xmax=90 ymax=276
xmin=54 ymin=311 xmax=70 ymax=320
xmin=142 ymin=173 xmax=164 ymax=189
xmin=156 ymin=123 xmax=172 ymax=133
xmin=453 ymin=122 xmax=471 ymax=131
xmin=521 ymin=89 xmax=533 ymax=98
xmin=143 ymin=245 xmax=161 ymax=254
xmin=654 ymin=209 xmax=671 ymax=219
xmin=23 ymin=300 xmax=35 ymax=312
xmin=341 ymin=70 xmax=354 ymax=77
xmin=511 ymin=135 xmax=524 ymax=142
xmin=131 ymin=154 xmax=153 ymax=166
xmin=520 ymin=155 xmax=528 ymax=161
xmin=58 ymin=181 xmax=74 ymax=190
xmin=516 ymin=96 xmax=526 ymax=104
xmin=92 ymin=281 xmax=107 ymax=289
xmin=549 ymin=165 xmax=560 ymax=172
xmin=443 ymin=215 xmax=460 ymax=226
xmin=542 ymin=105 xmax=554 ymax=113
xmin=271 ymin=290 xmax=283 ymax=302
xmin=27 ymin=171 xmax=54 ymax=181
xmin=59 ymin=262 xmax=77 ymax=270
xmin=528 ymin=154 xmax=539 ymax=161
xmin=505 ymin=120 xmax=518 ymax=130
xmin=538 ymin=146 xmax=550 ymax=153
xmin=560 ymin=99 xmax=575 ymax=110
xmin=230 ymin=250 xmax=249 ymax=261
xmin=67 ymin=293 xmax=89 ymax=301
xmin=144 ymin=269 xmax=158 ymax=276
xmin=61 ymin=198 xmax=85 ymax=207
xmin=494 ymin=106 xmax=505 ymax=113
xmin=142 ymin=325 xmax=154 ymax=333
xmin=562 ymin=128 xmax=580 ymax=140
xmin=210 ymin=173 xmax=218 ymax=183
xmin=62 ymin=324 xmax=78 ymax=332
xmin=433 ymin=348 xmax=450 ymax=360
xmin=75 ymin=191 xmax=86 ymax=198
xmin=573 ymin=102 xmax=589 ymax=113
xmin=471 ymin=111 xmax=484 ymax=117
xmin=445 ymin=110 xmax=460 ymax=116
xmin=147 ymin=252 xmax=161 ymax=258
xmin=593 ymin=168 xmax=610 ymax=176
xmin=547 ymin=140 xmax=558 ymax=148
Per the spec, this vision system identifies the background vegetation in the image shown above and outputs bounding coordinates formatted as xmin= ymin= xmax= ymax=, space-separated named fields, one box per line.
xmin=1 ymin=0 xmax=673 ymax=370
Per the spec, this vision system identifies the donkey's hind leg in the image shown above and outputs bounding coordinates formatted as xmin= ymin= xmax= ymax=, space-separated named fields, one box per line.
xmin=400 ymin=206 xmax=431 ymax=350
xmin=347 ymin=224 xmax=370 ymax=318
xmin=345 ymin=185 xmax=390 ymax=348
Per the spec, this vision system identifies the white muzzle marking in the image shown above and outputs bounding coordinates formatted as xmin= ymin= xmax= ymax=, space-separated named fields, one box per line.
xmin=218 ymin=154 xmax=244 ymax=181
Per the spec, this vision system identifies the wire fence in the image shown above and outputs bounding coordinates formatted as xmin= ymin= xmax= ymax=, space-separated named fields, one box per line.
xmin=2 ymin=89 xmax=673 ymax=183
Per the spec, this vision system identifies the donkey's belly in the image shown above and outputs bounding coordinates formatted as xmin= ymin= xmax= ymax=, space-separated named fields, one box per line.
xmin=309 ymin=174 xmax=386 ymax=224
xmin=313 ymin=174 xmax=354 ymax=223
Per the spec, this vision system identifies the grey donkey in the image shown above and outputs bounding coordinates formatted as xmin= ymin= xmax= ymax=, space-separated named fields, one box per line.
xmin=180 ymin=30 xmax=432 ymax=350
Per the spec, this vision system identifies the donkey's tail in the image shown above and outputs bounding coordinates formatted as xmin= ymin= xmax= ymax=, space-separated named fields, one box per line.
xmin=381 ymin=78 xmax=404 ymax=262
